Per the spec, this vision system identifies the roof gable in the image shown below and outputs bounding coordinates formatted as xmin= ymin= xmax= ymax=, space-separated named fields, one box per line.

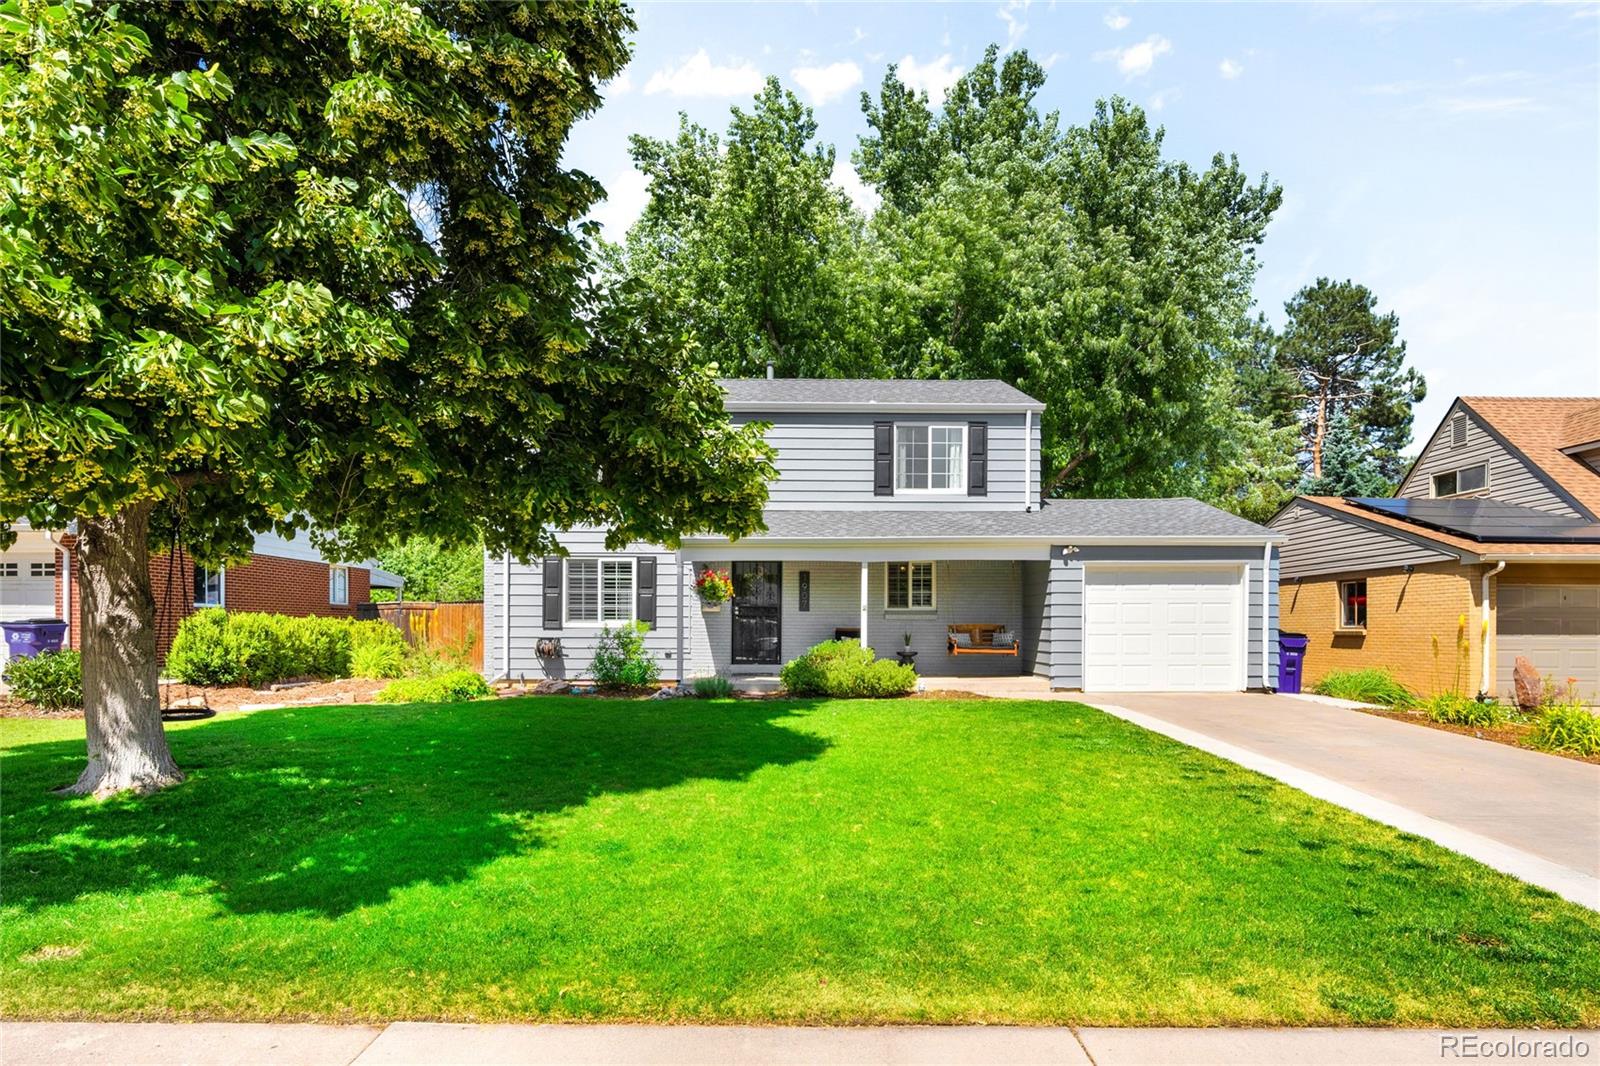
xmin=1460 ymin=397 xmax=1600 ymax=520
xmin=718 ymin=378 xmax=1044 ymax=412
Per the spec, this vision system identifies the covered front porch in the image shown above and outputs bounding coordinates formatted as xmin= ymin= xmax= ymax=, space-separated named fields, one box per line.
xmin=675 ymin=544 xmax=1053 ymax=681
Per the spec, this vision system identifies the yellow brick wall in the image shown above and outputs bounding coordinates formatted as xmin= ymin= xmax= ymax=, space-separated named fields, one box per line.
xmin=1280 ymin=562 xmax=1490 ymax=697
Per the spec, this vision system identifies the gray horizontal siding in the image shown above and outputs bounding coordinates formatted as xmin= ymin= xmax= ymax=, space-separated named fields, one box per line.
xmin=1271 ymin=501 xmax=1456 ymax=580
xmin=749 ymin=411 xmax=1033 ymax=510
xmin=1021 ymin=560 xmax=1049 ymax=676
xmin=1399 ymin=404 xmax=1582 ymax=518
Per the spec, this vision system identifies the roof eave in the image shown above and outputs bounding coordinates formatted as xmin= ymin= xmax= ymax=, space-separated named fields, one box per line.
xmin=723 ymin=401 xmax=1047 ymax=415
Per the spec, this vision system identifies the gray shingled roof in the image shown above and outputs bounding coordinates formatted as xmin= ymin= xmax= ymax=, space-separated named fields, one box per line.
xmin=685 ymin=499 xmax=1278 ymax=541
xmin=718 ymin=378 xmax=1043 ymax=409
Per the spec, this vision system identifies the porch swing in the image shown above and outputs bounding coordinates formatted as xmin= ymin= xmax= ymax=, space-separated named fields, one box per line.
xmin=946 ymin=624 xmax=1018 ymax=657
xmin=158 ymin=521 xmax=214 ymax=722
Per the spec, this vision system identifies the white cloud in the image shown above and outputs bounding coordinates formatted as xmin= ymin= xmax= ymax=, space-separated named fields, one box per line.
xmin=1041 ymin=51 xmax=1064 ymax=69
xmin=895 ymin=54 xmax=964 ymax=101
xmin=1149 ymin=86 xmax=1181 ymax=111
xmin=792 ymin=60 xmax=863 ymax=106
xmin=998 ymin=0 xmax=1030 ymax=52
xmin=851 ymin=26 xmax=868 ymax=43
xmin=590 ymin=168 xmax=650 ymax=242
xmin=1095 ymin=34 xmax=1172 ymax=78
xmin=607 ymin=71 xmax=633 ymax=97
xmin=1218 ymin=58 xmax=1244 ymax=80
xmin=1433 ymin=95 xmax=1540 ymax=114
xmin=1103 ymin=7 xmax=1130 ymax=30
xmin=644 ymin=50 xmax=764 ymax=98
xmin=831 ymin=157 xmax=881 ymax=215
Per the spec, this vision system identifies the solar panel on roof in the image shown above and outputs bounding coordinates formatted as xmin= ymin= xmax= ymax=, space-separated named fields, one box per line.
xmin=1348 ymin=497 xmax=1600 ymax=543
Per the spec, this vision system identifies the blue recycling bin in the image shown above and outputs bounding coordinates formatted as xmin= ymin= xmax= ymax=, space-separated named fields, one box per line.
xmin=2 ymin=619 xmax=69 ymax=660
xmin=1277 ymin=632 xmax=1309 ymax=694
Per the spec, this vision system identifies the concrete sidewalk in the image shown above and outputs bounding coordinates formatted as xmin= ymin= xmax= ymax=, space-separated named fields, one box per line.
xmin=5 ymin=1022 xmax=1597 ymax=1066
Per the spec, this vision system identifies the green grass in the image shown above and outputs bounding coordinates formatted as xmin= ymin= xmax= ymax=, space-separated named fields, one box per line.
xmin=1312 ymin=668 xmax=1416 ymax=708
xmin=3 ymin=698 xmax=1598 ymax=1026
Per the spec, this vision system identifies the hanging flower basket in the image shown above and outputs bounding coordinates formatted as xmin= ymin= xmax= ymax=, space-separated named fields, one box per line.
xmin=696 ymin=568 xmax=734 ymax=609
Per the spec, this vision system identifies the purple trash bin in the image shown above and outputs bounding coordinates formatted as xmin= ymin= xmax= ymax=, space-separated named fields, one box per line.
xmin=2 ymin=619 xmax=69 ymax=660
xmin=1277 ymin=632 xmax=1308 ymax=694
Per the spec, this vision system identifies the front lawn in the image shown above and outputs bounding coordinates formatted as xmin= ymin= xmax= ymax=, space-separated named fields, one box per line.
xmin=3 ymin=697 xmax=1597 ymax=1025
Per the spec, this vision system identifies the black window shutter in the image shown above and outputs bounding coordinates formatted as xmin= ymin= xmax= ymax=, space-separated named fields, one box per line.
xmin=193 ymin=565 xmax=205 ymax=604
xmin=968 ymin=421 xmax=988 ymax=496
xmin=636 ymin=556 xmax=657 ymax=625
xmin=874 ymin=421 xmax=894 ymax=496
xmin=542 ymin=557 xmax=563 ymax=630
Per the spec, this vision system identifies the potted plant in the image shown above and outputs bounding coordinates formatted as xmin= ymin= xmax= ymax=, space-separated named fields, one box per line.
xmin=695 ymin=567 xmax=733 ymax=611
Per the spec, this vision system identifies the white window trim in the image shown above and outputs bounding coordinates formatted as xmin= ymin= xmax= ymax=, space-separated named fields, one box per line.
xmin=1430 ymin=462 xmax=1490 ymax=498
xmin=195 ymin=565 xmax=226 ymax=608
xmin=0 ymin=562 xmax=17 ymax=577
xmin=893 ymin=422 xmax=967 ymax=495
xmin=329 ymin=565 xmax=350 ymax=606
xmin=1337 ymin=578 xmax=1367 ymax=631
xmin=884 ymin=561 xmax=937 ymax=611
xmin=563 ymin=556 xmax=636 ymax=628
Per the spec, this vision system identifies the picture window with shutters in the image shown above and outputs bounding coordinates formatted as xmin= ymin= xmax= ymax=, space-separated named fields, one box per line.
xmin=894 ymin=424 xmax=965 ymax=492
xmin=565 ymin=558 xmax=634 ymax=626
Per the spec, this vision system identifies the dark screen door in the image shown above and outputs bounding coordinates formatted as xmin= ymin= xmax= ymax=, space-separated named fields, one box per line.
xmin=732 ymin=561 xmax=782 ymax=665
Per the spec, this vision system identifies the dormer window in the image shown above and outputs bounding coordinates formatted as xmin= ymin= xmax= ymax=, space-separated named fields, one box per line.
xmin=1432 ymin=463 xmax=1488 ymax=498
xmin=895 ymin=424 xmax=965 ymax=492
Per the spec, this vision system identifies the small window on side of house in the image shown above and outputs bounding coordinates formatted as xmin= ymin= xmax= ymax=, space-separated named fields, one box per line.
xmin=329 ymin=565 xmax=349 ymax=605
xmin=1432 ymin=463 xmax=1487 ymax=497
xmin=885 ymin=562 xmax=935 ymax=610
xmin=194 ymin=566 xmax=224 ymax=607
xmin=1339 ymin=579 xmax=1367 ymax=629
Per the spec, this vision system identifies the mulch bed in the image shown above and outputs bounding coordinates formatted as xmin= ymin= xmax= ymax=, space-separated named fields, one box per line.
xmin=0 ymin=678 xmax=391 ymax=719
xmin=1344 ymin=702 xmax=1600 ymax=766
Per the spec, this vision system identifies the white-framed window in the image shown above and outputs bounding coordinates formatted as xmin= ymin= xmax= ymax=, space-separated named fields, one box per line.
xmin=194 ymin=565 xmax=225 ymax=607
xmin=895 ymin=423 xmax=965 ymax=492
xmin=29 ymin=561 xmax=55 ymax=578
xmin=329 ymin=565 xmax=349 ymax=605
xmin=1431 ymin=463 xmax=1488 ymax=498
xmin=1339 ymin=578 xmax=1367 ymax=629
xmin=0 ymin=562 xmax=17 ymax=578
xmin=565 ymin=557 xmax=635 ymax=626
xmin=885 ymin=561 xmax=936 ymax=610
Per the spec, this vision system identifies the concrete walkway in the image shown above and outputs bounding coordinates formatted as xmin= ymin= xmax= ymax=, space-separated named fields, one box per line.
xmin=1076 ymin=692 xmax=1600 ymax=909
xmin=6 ymin=1022 xmax=1597 ymax=1065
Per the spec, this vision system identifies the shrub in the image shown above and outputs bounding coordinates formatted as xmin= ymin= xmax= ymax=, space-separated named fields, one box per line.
xmin=375 ymin=669 xmax=491 ymax=704
xmin=1422 ymin=692 xmax=1508 ymax=728
xmin=692 ymin=675 xmax=734 ymax=699
xmin=591 ymin=622 xmax=659 ymax=689
xmin=1312 ymin=668 xmax=1414 ymax=708
xmin=351 ymin=641 xmax=406 ymax=679
xmin=3 ymin=650 xmax=82 ymax=710
xmin=166 ymin=608 xmax=238 ymax=685
xmin=780 ymin=639 xmax=917 ymax=698
xmin=1529 ymin=702 xmax=1600 ymax=756
xmin=278 ymin=615 xmax=353 ymax=679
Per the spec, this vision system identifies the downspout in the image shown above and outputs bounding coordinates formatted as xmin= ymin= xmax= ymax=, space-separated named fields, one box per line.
xmin=46 ymin=530 xmax=72 ymax=648
xmin=1481 ymin=560 xmax=1506 ymax=697
xmin=1261 ymin=540 xmax=1273 ymax=689
xmin=1023 ymin=409 xmax=1033 ymax=511
xmin=491 ymin=552 xmax=511 ymax=681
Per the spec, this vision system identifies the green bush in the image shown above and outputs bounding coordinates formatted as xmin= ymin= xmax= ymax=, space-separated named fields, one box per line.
xmin=1312 ymin=668 xmax=1414 ymax=707
xmin=1529 ymin=702 xmax=1600 ymax=756
xmin=346 ymin=619 xmax=405 ymax=653
xmin=692 ymin=675 xmax=734 ymax=699
xmin=166 ymin=609 xmax=356 ymax=687
xmin=780 ymin=639 xmax=917 ymax=698
xmin=3 ymin=649 xmax=82 ymax=710
xmin=351 ymin=641 xmax=406 ymax=679
xmin=375 ymin=669 xmax=491 ymax=704
xmin=166 ymin=608 xmax=238 ymax=685
xmin=591 ymin=622 xmax=659 ymax=689
xmin=1422 ymin=692 xmax=1508 ymax=728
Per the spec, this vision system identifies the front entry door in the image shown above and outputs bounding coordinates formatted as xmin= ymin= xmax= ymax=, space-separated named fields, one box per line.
xmin=732 ymin=561 xmax=782 ymax=665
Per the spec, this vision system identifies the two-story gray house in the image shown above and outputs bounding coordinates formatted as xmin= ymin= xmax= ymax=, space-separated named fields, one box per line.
xmin=484 ymin=379 xmax=1283 ymax=692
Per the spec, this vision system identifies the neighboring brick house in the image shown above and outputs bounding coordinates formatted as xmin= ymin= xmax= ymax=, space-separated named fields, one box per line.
xmin=1269 ymin=397 xmax=1600 ymax=700
xmin=3 ymin=524 xmax=393 ymax=660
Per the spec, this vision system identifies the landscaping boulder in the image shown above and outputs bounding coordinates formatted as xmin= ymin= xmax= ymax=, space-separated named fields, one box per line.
xmin=1512 ymin=656 xmax=1543 ymax=711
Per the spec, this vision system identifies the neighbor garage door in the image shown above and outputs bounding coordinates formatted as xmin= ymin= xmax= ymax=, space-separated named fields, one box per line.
xmin=1497 ymin=583 xmax=1599 ymax=699
xmin=1084 ymin=567 xmax=1243 ymax=691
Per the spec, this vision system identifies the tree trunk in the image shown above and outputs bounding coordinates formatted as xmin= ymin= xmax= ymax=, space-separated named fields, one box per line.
xmin=63 ymin=501 xmax=184 ymax=797
xmin=1310 ymin=392 xmax=1329 ymax=478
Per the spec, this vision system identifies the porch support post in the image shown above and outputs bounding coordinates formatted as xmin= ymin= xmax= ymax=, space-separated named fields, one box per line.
xmin=859 ymin=561 xmax=869 ymax=650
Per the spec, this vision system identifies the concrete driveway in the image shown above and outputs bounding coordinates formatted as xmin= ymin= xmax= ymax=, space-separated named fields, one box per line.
xmin=1079 ymin=692 xmax=1600 ymax=907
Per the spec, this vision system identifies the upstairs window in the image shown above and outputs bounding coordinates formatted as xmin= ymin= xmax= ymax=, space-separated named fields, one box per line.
xmin=329 ymin=565 xmax=349 ymax=605
xmin=886 ymin=562 xmax=936 ymax=610
xmin=895 ymin=424 xmax=964 ymax=492
xmin=194 ymin=566 xmax=224 ymax=607
xmin=1432 ymin=463 xmax=1487 ymax=497
xmin=565 ymin=558 xmax=634 ymax=626
xmin=1339 ymin=579 xmax=1367 ymax=629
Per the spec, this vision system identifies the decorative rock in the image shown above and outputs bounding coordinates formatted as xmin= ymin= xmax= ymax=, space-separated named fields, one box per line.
xmin=1512 ymin=656 xmax=1543 ymax=711
xmin=531 ymin=678 xmax=568 ymax=696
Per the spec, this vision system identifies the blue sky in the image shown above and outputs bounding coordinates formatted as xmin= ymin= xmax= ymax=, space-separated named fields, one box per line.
xmin=564 ymin=1 xmax=1600 ymax=444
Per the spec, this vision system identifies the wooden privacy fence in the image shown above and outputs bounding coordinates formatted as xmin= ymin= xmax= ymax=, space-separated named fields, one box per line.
xmin=364 ymin=601 xmax=484 ymax=670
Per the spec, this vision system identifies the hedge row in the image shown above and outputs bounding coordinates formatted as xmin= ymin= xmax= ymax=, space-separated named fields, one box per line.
xmin=167 ymin=609 xmax=406 ymax=687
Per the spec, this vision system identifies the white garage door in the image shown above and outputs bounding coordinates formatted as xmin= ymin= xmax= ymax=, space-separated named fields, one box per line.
xmin=1085 ymin=567 xmax=1243 ymax=691
xmin=1497 ymin=584 xmax=1599 ymax=698
xmin=1 ymin=552 xmax=59 ymax=663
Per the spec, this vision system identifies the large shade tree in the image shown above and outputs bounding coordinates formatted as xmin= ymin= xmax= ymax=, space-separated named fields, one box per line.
xmin=0 ymin=0 xmax=774 ymax=796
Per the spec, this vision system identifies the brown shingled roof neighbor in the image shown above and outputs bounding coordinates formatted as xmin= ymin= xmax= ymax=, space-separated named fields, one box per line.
xmin=1561 ymin=402 xmax=1600 ymax=450
xmin=1460 ymin=396 xmax=1600 ymax=518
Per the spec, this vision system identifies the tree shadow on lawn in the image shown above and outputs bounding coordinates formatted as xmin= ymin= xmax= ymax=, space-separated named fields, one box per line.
xmin=1 ymin=697 xmax=829 ymax=918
